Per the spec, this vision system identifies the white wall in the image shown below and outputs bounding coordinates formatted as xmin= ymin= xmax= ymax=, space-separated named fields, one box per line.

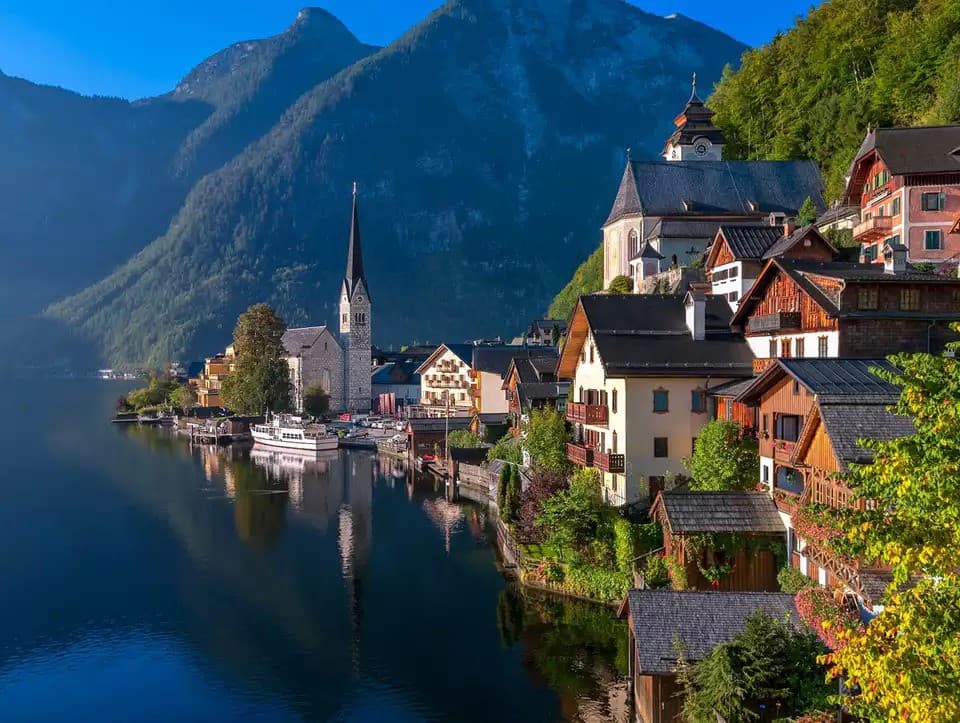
xmin=746 ymin=331 xmax=840 ymax=359
xmin=420 ymin=348 xmax=473 ymax=410
xmin=478 ymin=370 xmax=509 ymax=414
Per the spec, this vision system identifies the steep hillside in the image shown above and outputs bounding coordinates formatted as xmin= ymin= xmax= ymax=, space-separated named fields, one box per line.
xmin=547 ymin=244 xmax=603 ymax=322
xmin=48 ymin=0 xmax=746 ymax=366
xmin=709 ymin=0 xmax=960 ymax=198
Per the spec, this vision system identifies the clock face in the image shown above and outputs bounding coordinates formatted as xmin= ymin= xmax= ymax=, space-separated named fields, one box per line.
xmin=695 ymin=142 xmax=708 ymax=156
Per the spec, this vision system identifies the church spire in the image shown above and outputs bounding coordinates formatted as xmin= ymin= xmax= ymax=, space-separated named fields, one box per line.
xmin=345 ymin=181 xmax=366 ymax=297
xmin=689 ymin=71 xmax=700 ymax=103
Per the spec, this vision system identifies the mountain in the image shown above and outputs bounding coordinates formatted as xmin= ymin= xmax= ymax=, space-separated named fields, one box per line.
xmin=547 ymin=243 xmax=603 ymax=322
xmin=46 ymin=0 xmax=747 ymax=367
xmin=708 ymin=0 xmax=960 ymax=198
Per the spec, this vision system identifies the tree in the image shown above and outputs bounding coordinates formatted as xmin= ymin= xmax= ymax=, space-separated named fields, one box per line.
xmin=797 ymin=196 xmax=818 ymax=225
xmin=447 ymin=429 xmax=482 ymax=448
xmin=303 ymin=383 xmax=330 ymax=417
xmin=170 ymin=384 xmax=196 ymax=409
xmin=497 ymin=464 xmax=510 ymax=513
xmin=685 ymin=420 xmax=759 ymax=491
xmin=507 ymin=464 xmax=522 ymax=523
xmin=221 ymin=303 xmax=292 ymax=415
xmin=536 ymin=468 xmax=605 ymax=561
xmin=606 ymin=275 xmax=633 ymax=294
xmin=488 ymin=432 xmax=523 ymax=465
xmin=551 ymin=321 xmax=561 ymax=347
xmin=548 ymin=244 xmax=603 ymax=321
xmin=679 ymin=610 xmax=832 ymax=721
xmin=524 ymin=407 xmax=570 ymax=474
xmin=821 ymin=344 xmax=960 ymax=720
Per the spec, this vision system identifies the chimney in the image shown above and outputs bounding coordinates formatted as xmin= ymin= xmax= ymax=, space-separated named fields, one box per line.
xmin=685 ymin=290 xmax=706 ymax=341
xmin=783 ymin=218 xmax=797 ymax=237
xmin=768 ymin=212 xmax=785 ymax=227
xmin=883 ymin=242 xmax=907 ymax=274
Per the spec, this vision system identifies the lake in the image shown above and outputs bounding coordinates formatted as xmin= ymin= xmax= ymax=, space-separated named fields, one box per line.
xmin=0 ymin=381 xmax=628 ymax=722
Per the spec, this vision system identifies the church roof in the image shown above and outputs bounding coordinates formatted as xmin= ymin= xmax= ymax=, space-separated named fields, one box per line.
xmin=662 ymin=74 xmax=726 ymax=156
xmin=282 ymin=326 xmax=339 ymax=356
xmin=343 ymin=184 xmax=368 ymax=301
xmin=604 ymin=160 xmax=824 ymax=225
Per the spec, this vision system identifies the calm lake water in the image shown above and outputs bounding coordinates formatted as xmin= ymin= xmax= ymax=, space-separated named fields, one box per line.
xmin=0 ymin=381 xmax=628 ymax=722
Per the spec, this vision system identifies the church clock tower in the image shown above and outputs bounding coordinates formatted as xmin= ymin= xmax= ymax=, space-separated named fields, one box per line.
xmin=662 ymin=73 xmax=725 ymax=162
xmin=339 ymin=183 xmax=372 ymax=413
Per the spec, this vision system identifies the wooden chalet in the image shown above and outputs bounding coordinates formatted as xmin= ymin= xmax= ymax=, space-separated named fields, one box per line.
xmin=730 ymin=250 xmax=960 ymax=365
xmin=405 ymin=417 xmax=472 ymax=458
xmin=502 ymin=354 xmax=568 ymax=431
xmin=619 ymin=590 xmax=800 ymax=723
xmin=650 ymin=491 xmax=785 ymax=592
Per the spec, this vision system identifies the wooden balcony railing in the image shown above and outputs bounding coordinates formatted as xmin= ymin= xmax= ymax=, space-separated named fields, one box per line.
xmin=773 ymin=439 xmax=796 ymax=464
xmin=853 ymin=215 xmax=893 ymax=243
xmin=594 ymin=451 xmax=625 ymax=473
xmin=566 ymin=402 xmax=608 ymax=427
xmin=753 ymin=357 xmax=776 ymax=374
xmin=566 ymin=443 xmax=593 ymax=467
xmin=747 ymin=312 xmax=802 ymax=334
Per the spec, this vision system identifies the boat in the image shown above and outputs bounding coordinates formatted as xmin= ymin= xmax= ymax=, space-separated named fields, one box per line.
xmin=251 ymin=414 xmax=339 ymax=452
xmin=111 ymin=412 xmax=140 ymax=424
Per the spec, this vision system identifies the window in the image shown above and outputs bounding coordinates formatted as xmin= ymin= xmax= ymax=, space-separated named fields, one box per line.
xmin=589 ymin=344 xmax=594 ymax=364
xmin=768 ymin=339 xmax=777 ymax=358
xmin=775 ymin=414 xmax=802 ymax=442
xmin=818 ymin=336 xmax=829 ymax=358
xmin=921 ymin=191 xmax=945 ymax=211
xmin=728 ymin=290 xmax=739 ymax=302
xmin=892 ymin=196 xmax=901 ymax=216
xmin=780 ymin=338 xmax=792 ymax=358
xmin=763 ymin=465 xmax=770 ymax=484
xmin=876 ymin=205 xmax=885 ymax=217
xmin=857 ymin=287 xmax=878 ymax=310
xmin=729 ymin=266 xmax=739 ymax=279
xmin=863 ymin=244 xmax=877 ymax=262
xmin=612 ymin=431 xmax=618 ymax=453
xmin=691 ymin=389 xmax=706 ymax=413
xmin=612 ymin=389 xmax=618 ymax=414
xmin=342 ymin=313 xmax=349 ymax=324
xmin=925 ymin=229 xmax=943 ymax=250
xmin=761 ymin=413 xmax=769 ymax=436
xmin=792 ymin=379 xmax=800 ymax=396
xmin=629 ymin=228 xmax=639 ymax=255
xmin=653 ymin=389 xmax=669 ymax=413
xmin=901 ymin=288 xmax=920 ymax=311
xmin=654 ymin=437 xmax=668 ymax=458
xmin=795 ymin=338 xmax=805 ymax=357
xmin=581 ymin=348 xmax=585 ymax=363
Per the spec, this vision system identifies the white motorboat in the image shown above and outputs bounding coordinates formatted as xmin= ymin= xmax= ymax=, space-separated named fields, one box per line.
xmin=251 ymin=414 xmax=339 ymax=452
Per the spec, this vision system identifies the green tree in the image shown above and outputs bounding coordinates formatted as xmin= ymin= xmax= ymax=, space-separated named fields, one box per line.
xmin=822 ymin=344 xmax=960 ymax=721
xmin=221 ymin=303 xmax=292 ymax=415
xmin=497 ymin=464 xmax=510 ymax=512
xmin=506 ymin=464 xmax=522 ymax=523
xmin=797 ymin=196 xmax=818 ymax=225
xmin=524 ymin=407 xmax=571 ymax=474
xmin=488 ymin=432 xmax=523 ymax=465
xmin=680 ymin=610 xmax=832 ymax=721
xmin=685 ymin=420 xmax=759 ymax=491
xmin=606 ymin=275 xmax=633 ymax=294
xmin=303 ymin=383 xmax=330 ymax=417
xmin=170 ymin=384 xmax=196 ymax=409
xmin=547 ymin=244 xmax=603 ymax=321
xmin=536 ymin=468 xmax=605 ymax=561
xmin=447 ymin=429 xmax=482 ymax=448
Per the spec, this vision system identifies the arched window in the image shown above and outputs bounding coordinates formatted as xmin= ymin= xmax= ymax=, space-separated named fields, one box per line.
xmin=628 ymin=228 xmax=639 ymax=255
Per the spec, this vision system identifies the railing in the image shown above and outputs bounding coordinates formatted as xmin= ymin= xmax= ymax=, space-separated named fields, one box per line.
xmin=566 ymin=442 xmax=594 ymax=467
xmin=566 ymin=402 xmax=609 ymax=427
xmin=594 ymin=451 xmax=625 ymax=473
xmin=773 ymin=439 xmax=796 ymax=463
xmin=853 ymin=215 xmax=893 ymax=242
xmin=810 ymin=475 xmax=862 ymax=510
xmin=753 ymin=357 xmax=776 ymax=374
xmin=747 ymin=312 xmax=802 ymax=334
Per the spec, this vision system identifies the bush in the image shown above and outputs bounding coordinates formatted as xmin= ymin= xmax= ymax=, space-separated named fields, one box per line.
xmin=635 ymin=520 xmax=664 ymax=554
xmin=447 ymin=429 xmax=482 ymax=448
xmin=303 ymin=383 xmax=330 ymax=417
xmin=613 ymin=518 xmax=636 ymax=575
xmin=642 ymin=555 xmax=671 ymax=589
xmin=686 ymin=420 xmax=759 ymax=491
xmin=488 ymin=432 xmax=523 ymax=465
xmin=565 ymin=565 xmax=632 ymax=604
xmin=778 ymin=565 xmax=815 ymax=594
xmin=497 ymin=464 xmax=510 ymax=513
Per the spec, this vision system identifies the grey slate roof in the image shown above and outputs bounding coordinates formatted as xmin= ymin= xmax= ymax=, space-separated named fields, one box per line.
xmin=473 ymin=346 xmax=556 ymax=377
xmin=605 ymin=160 xmax=824 ymax=224
xmin=646 ymin=219 xmax=725 ymax=242
xmin=445 ymin=344 xmax=475 ymax=366
xmin=718 ymin=225 xmax=783 ymax=260
xmin=656 ymin=491 xmax=785 ymax=534
xmin=818 ymin=403 xmax=915 ymax=470
xmin=625 ymin=591 xmax=800 ymax=674
xmin=517 ymin=381 xmax=569 ymax=407
xmin=632 ymin=240 xmax=665 ymax=261
xmin=778 ymin=358 xmax=901 ymax=403
xmin=578 ymin=294 xmax=754 ymax=377
xmin=282 ymin=326 xmax=333 ymax=356
xmin=407 ymin=417 xmax=473 ymax=433
xmin=707 ymin=377 xmax=757 ymax=398
xmin=761 ymin=225 xmax=836 ymax=260
xmin=853 ymin=126 xmax=960 ymax=175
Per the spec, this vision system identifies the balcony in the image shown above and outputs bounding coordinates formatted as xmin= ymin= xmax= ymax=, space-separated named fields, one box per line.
xmin=566 ymin=443 xmax=594 ymax=467
xmin=566 ymin=402 xmax=609 ymax=427
xmin=594 ymin=451 xmax=625 ymax=473
xmin=773 ymin=438 xmax=796 ymax=464
xmin=853 ymin=215 xmax=893 ymax=243
xmin=747 ymin=312 xmax=802 ymax=334
xmin=753 ymin=358 xmax=775 ymax=374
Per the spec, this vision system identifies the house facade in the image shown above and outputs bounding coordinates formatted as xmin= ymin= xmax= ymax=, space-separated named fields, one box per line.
xmin=193 ymin=345 xmax=235 ymax=407
xmin=844 ymin=125 xmax=960 ymax=266
xmin=503 ymin=354 xmax=568 ymax=430
xmin=471 ymin=346 xmax=558 ymax=417
xmin=558 ymin=293 xmax=754 ymax=506
xmin=415 ymin=344 xmax=475 ymax=417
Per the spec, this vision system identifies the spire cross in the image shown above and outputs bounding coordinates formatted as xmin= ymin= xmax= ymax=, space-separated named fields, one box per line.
xmin=692 ymin=71 xmax=697 ymax=95
xmin=352 ymin=180 xmax=358 ymax=197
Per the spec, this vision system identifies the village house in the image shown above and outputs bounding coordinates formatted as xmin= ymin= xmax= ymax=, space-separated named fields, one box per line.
xmin=844 ymin=124 xmax=960 ymax=267
xmin=193 ymin=345 xmax=235 ymax=407
xmin=603 ymin=77 xmax=824 ymax=290
xmin=558 ymin=293 xmax=754 ymax=506
xmin=471 ymin=345 xmax=558 ymax=417
xmin=523 ymin=318 xmax=567 ymax=346
xmin=649 ymin=490 xmax=785 ymax=592
xmin=414 ymin=344 xmax=475 ymax=417
xmin=371 ymin=360 xmax=421 ymax=414
xmin=736 ymin=358 xmax=914 ymax=611
xmin=704 ymin=221 xmax=838 ymax=309
xmin=730 ymin=245 xmax=960 ymax=368
xmin=619 ymin=590 xmax=800 ymax=723
xmin=502 ymin=352 xmax=568 ymax=431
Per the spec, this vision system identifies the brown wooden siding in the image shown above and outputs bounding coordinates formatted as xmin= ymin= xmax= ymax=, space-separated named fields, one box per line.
xmin=679 ymin=546 xmax=780 ymax=593
xmin=804 ymin=423 xmax=839 ymax=473
xmin=748 ymin=271 xmax=839 ymax=334
xmin=757 ymin=376 xmax=815 ymax=458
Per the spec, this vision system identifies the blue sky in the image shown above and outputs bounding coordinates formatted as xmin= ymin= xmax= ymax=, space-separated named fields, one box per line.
xmin=0 ymin=1 xmax=814 ymax=100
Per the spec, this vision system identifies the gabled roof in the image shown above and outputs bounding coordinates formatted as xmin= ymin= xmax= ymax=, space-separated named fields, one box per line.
xmin=282 ymin=326 xmax=339 ymax=356
xmin=852 ymin=125 xmax=960 ymax=176
xmin=794 ymin=402 xmax=915 ymax=472
xmin=505 ymin=354 xmax=559 ymax=386
xmin=652 ymin=491 xmax=785 ymax=535
xmin=631 ymin=239 xmax=665 ymax=262
xmin=406 ymin=417 xmax=473 ymax=433
xmin=529 ymin=319 xmax=567 ymax=335
xmin=737 ymin=358 xmax=900 ymax=406
xmin=473 ymin=346 xmax=557 ymax=377
xmin=604 ymin=160 xmax=824 ymax=225
xmin=761 ymin=225 xmax=838 ymax=260
xmin=645 ymin=219 xmax=724 ymax=242
xmin=414 ymin=343 xmax=474 ymax=374
xmin=558 ymin=294 xmax=754 ymax=379
xmin=707 ymin=376 xmax=758 ymax=399
xmin=371 ymin=361 xmax=421 ymax=386
xmin=620 ymin=591 xmax=800 ymax=675
xmin=516 ymin=381 xmax=569 ymax=407
xmin=710 ymin=225 xmax=784 ymax=264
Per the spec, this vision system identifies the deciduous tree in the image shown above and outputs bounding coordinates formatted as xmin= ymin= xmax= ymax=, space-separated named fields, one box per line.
xmin=685 ymin=420 xmax=759 ymax=491
xmin=221 ymin=303 xmax=292 ymax=415
xmin=523 ymin=407 xmax=570 ymax=475
xmin=303 ymin=383 xmax=330 ymax=417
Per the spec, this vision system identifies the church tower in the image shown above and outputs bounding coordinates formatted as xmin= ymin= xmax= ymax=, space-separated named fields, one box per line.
xmin=662 ymin=73 xmax=725 ymax=161
xmin=339 ymin=183 xmax=372 ymax=413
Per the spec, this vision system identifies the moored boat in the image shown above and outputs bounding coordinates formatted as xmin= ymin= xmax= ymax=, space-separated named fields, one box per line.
xmin=251 ymin=414 xmax=339 ymax=452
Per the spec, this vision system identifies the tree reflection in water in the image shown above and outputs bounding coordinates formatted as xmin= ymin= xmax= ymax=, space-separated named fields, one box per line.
xmin=229 ymin=460 xmax=288 ymax=549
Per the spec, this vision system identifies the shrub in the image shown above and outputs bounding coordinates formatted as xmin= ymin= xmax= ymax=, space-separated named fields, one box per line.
xmin=635 ymin=520 xmax=664 ymax=554
xmin=497 ymin=464 xmax=510 ymax=513
xmin=613 ymin=518 xmax=636 ymax=575
xmin=487 ymin=432 xmax=523 ymax=465
xmin=778 ymin=565 xmax=815 ymax=594
xmin=795 ymin=586 xmax=860 ymax=651
xmin=565 ymin=565 xmax=632 ymax=604
xmin=302 ymin=383 xmax=330 ymax=417
xmin=642 ymin=554 xmax=671 ymax=589
xmin=686 ymin=420 xmax=759 ymax=491
xmin=447 ymin=429 xmax=482 ymax=448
